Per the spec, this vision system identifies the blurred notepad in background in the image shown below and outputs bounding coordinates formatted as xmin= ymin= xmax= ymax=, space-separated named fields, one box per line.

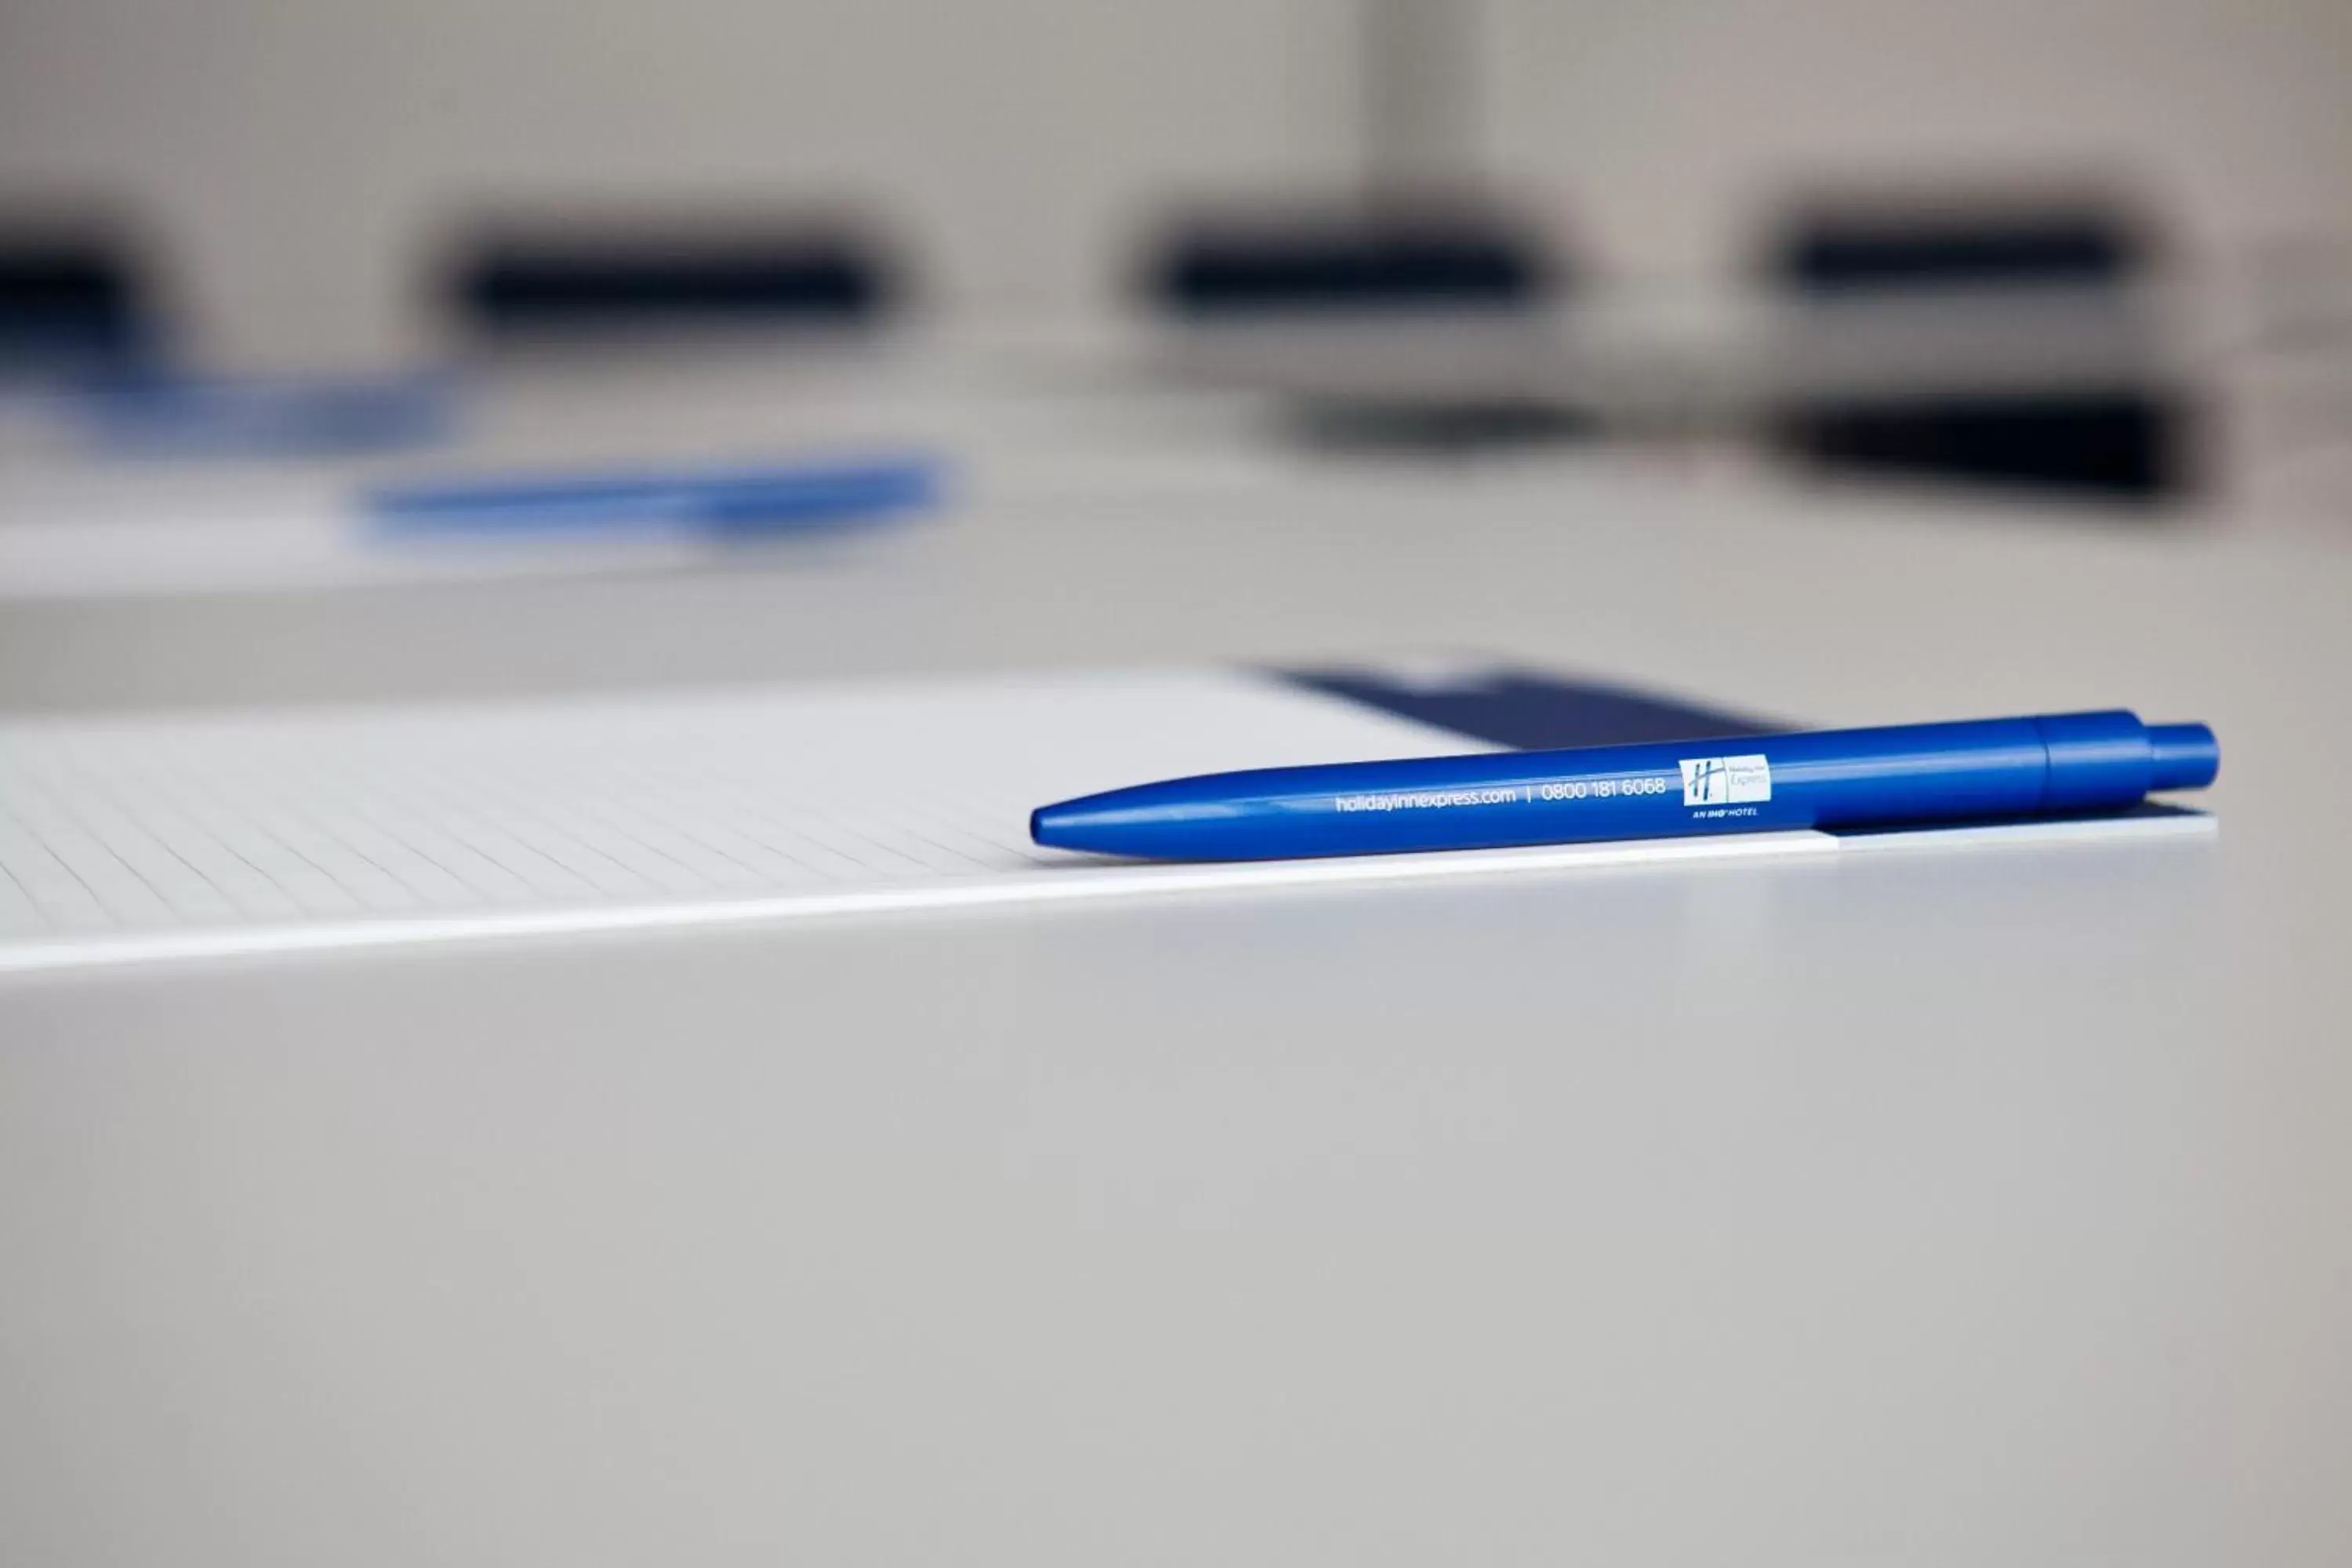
xmin=64 ymin=369 xmax=457 ymax=458
xmin=0 ymin=448 xmax=941 ymax=599
xmin=0 ymin=662 xmax=2209 ymax=972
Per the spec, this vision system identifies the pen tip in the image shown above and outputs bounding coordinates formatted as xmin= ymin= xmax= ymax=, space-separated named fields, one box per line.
xmin=1030 ymin=800 xmax=1094 ymax=851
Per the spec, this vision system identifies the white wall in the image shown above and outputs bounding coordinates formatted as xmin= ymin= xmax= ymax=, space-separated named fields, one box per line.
xmin=1479 ymin=0 xmax=2352 ymax=280
xmin=0 ymin=0 xmax=1363 ymax=361
xmin=4 ymin=0 xmax=2350 ymax=361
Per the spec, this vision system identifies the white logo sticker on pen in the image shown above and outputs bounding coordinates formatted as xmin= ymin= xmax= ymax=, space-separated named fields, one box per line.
xmin=1679 ymin=754 xmax=1772 ymax=807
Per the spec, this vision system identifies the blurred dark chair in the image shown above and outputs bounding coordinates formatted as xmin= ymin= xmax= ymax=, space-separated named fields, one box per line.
xmin=437 ymin=212 xmax=905 ymax=347
xmin=1142 ymin=199 xmax=1557 ymax=320
xmin=0 ymin=214 xmax=164 ymax=376
xmin=1778 ymin=210 xmax=2143 ymax=293
xmin=1762 ymin=192 xmax=2191 ymax=500
xmin=1138 ymin=199 xmax=1577 ymax=448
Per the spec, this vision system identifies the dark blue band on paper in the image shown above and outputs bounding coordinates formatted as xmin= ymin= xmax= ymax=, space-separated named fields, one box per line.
xmin=1276 ymin=664 xmax=1781 ymax=751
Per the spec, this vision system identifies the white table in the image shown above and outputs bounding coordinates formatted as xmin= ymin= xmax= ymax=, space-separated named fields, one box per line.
xmin=3 ymin=380 xmax=2350 ymax=1564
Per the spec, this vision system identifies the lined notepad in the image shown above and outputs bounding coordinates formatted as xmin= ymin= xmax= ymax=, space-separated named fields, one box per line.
xmin=0 ymin=668 xmax=2210 ymax=971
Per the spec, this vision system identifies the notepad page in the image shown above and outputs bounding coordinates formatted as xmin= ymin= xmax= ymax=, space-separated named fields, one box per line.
xmin=0 ymin=670 xmax=1501 ymax=966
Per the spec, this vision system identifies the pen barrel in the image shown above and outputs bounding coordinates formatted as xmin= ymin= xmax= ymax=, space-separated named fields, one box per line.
xmin=1031 ymin=710 xmax=2217 ymax=861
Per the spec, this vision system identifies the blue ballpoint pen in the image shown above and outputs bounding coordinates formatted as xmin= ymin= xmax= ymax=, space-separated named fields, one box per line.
xmin=365 ymin=455 xmax=937 ymax=537
xmin=1031 ymin=710 xmax=2219 ymax=861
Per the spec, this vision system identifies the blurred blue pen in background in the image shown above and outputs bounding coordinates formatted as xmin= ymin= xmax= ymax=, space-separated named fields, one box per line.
xmin=365 ymin=454 xmax=942 ymax=539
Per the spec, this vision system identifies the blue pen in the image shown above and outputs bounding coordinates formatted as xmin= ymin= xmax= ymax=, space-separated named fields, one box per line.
xmin=365 ymin=456 xmax=938 ymax=537
xmin=1032 ymin=710 xmax=2219 ymax=861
